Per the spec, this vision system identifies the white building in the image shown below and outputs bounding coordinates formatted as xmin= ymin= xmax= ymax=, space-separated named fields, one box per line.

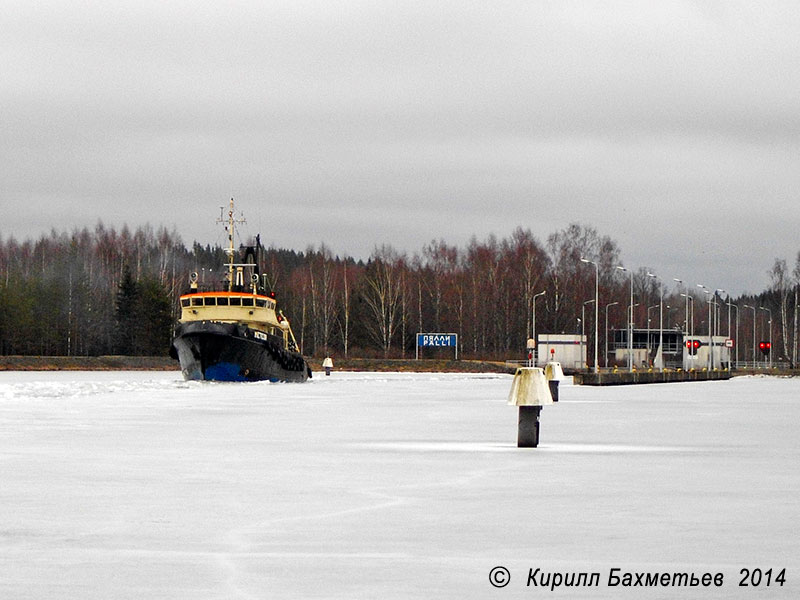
xmin=536 ymin=334 xmax=586 ymax=370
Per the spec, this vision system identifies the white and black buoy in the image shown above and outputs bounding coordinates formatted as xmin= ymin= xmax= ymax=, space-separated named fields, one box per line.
xmin=508 ymin=367 xmax=554 ymax=448
xmin=322 ymin=356 xmax=333 ymax=376
xmin=544 ymin=361 xmax=565 ymax=402
xmin=526 ymin=338 xmax=536 ymax=367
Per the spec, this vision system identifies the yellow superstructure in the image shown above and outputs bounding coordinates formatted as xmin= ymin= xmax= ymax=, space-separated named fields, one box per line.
xmin=179 ymin=291 xmax=292 ymax=345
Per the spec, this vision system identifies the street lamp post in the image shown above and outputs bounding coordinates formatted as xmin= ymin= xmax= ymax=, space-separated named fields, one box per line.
xmin=616 ymin=266 xmax=634 ymax=372
xmin=680 ymin=293 xmax=694 ymax=371
xmin=729 ymin=301 xmax=739 ymax=369
xmin=760 ymin=306 xmax=772 ymax=369
xmin=714 ymin=290 xmax=725 ymax=344
xmin=605 ymin=301 xmax=619 ymax=368
xmin=581 ymin=258 xmax=600 ymax=373
xmin=532 ymin=290 xmax=545 ymax=365
xmin=699 ymin=285 xmax=714 ymax=370
xmin=582 ymin=298 xmax=595 ymax=371
xmin=743 ymin=304 xmax=756 ymax=368
xmin=674 ymin=278 xmax=687 ymax=335
xmin=647 ymin=304 xmax=659 ymax=359
xmin=680 ymin=294 xmax=695 ymax=339
xmin=648 ymin=272 xmax=664 ymax=371
xmin=580 ymin=307 xmax=585 ymax=368
xmin=725 ymin=295 xmax=731 ymax=338
xmin=713 ymin=289 xmax=725 ymax=367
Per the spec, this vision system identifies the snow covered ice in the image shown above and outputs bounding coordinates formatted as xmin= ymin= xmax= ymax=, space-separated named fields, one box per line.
xmin=1 ymin=371 xmax=798 ymax=599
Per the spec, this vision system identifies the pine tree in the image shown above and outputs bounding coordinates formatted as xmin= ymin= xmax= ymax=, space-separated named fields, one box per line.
xmin=135 ymin=277 xmax=172 ymax=355
xmin=115 ymin=264 xmax=138 ymax=355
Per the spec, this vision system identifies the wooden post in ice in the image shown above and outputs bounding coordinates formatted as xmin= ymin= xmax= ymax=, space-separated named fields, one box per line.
xmin=508 ymin=367 xmax=553 ymax=448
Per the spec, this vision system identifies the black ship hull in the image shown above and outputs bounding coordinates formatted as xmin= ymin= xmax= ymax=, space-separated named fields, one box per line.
xmin=169 ymin=321 xmax=311 ymax=382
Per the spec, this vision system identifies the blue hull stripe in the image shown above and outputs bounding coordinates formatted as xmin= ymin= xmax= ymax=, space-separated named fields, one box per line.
xmin=205 ymin=362 xmax=249 ymax=382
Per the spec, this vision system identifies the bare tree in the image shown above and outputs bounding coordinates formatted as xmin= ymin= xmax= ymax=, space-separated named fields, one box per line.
xmin=793 ymin=252 xmax=800 ymax=368
xmin=422 ymin=240 xmax=459 ymax=331
xmin=464 ymin=236 xmax=500 ymax=355
xmin=362 ymin=245 xmax=404 ymax=357
xmin=506 ymin=227 xmax=549 ymax=341
xmin=307 ymin=244 xmax=339 ymax=356
xmin=770 ymin=258 xmax=792 ymax=364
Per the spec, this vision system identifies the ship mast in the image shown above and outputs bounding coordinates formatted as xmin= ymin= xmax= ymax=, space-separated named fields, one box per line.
xmin=217 ymin=198 xmax=246 ymax=292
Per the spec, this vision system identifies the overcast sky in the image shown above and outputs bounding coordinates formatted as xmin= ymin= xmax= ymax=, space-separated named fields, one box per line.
xmin=3 ymin=1 xmax=800 ymax=296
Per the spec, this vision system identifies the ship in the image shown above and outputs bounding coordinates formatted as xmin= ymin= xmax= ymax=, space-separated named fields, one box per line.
xmin=169 ymin=199 xmax=312 ymax=382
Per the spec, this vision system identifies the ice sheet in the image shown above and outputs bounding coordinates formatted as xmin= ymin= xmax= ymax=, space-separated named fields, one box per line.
xmin=0 ymin=371 xmax=797 ymax=598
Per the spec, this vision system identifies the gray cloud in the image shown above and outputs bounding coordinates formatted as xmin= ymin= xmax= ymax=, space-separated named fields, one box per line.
xmin=3 ymin=1 xmax=800 ymax=295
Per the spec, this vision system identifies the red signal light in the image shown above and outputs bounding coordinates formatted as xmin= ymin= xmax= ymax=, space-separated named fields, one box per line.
xmin=692 ymin=340 xmax=700 ymax=349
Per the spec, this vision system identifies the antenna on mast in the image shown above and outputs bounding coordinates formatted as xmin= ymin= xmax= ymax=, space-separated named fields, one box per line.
xmin=217 ymin=197 xmax=246 ymax=291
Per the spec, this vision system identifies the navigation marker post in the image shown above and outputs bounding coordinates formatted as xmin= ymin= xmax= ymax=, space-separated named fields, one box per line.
xmin=508 ymin=367 xmax=554 ymax=448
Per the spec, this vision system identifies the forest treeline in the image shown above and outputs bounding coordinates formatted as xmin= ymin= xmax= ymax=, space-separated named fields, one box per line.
xmin=1 ymin=222 xmax=798 ymax=367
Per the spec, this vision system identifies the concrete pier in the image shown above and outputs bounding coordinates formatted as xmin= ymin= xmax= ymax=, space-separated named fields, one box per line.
xmin=574 ymin=370 xmax=732 ymax=385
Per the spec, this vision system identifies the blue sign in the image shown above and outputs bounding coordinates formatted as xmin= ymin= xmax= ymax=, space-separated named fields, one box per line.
xmin=417 ymin=333 xmax=457 ymax=347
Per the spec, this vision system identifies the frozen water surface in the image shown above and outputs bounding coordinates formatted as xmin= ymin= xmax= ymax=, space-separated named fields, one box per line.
xmin=0 ymin=371 xmax=798 ymax=599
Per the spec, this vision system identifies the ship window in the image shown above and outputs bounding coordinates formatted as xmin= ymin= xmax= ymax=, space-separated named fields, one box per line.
xmin=242 ymin=297 xmax=254 ymax=307
xmin=230 ymin=297 xmax=241 ymax=306
xmin=217 ymin=297 xmax=229 ymax=306
xmin=204 ymin=297 xmax=216 ymax=306
xmin=256 ymin=299 xmax=266 ymax=308
xmin=181 ymin=298 xmax=190 ymax=307
xmin=191 ymin=297 xmax=203 ymax=306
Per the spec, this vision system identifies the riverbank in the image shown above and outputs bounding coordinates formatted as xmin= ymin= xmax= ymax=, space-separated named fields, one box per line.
xmin=0 ymin=356 xmax=178 ymax=371
xmin=307 ymin=358 xmax=515 ymax=374
xmin=0 ymin=355 xmax=516 ymax=374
